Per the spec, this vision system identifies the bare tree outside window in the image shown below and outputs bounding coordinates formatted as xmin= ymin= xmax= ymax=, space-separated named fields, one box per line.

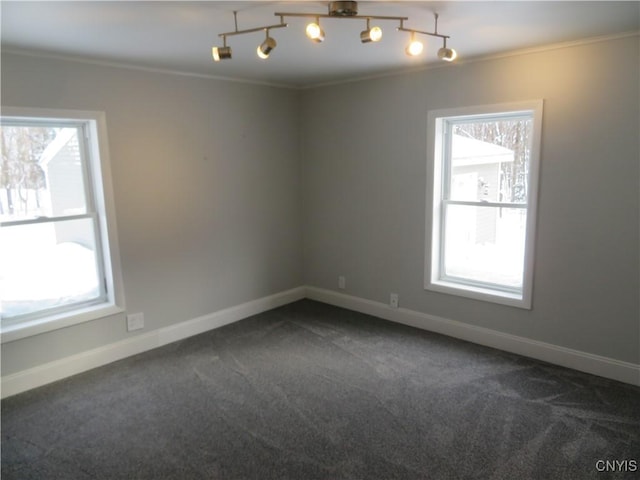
xmin=426 ymin=101 xmax=543 ymax=309
xmin=1 ymin=126 xmax=56 ymax=218
xmin=1 ymin=121 xmax=103 ymax=320
xmin=453 ymin=119 xmax=531 ymax=205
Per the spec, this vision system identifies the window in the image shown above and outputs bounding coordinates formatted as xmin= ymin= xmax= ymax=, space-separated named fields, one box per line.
xmin=426 ymin=101 xmax=543 ymax=308
xmin=1 ymin=108 xmax=124 ymax=341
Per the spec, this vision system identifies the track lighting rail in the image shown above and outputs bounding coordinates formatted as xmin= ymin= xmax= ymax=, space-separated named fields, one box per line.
xmin=211 ymin=2 xmax=457 ymax=63
xmin=217 ymin=12 xmax=287 ymax=38
xmin=397 ymin=26 xmax=449 ymax=40
xmin=218 ymin=23 xmax=288 ymax=38
xmin=397 ymin=14 xmax=449 ymax=40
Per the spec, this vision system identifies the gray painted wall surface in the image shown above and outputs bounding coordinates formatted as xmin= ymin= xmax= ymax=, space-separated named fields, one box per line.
xmin=301 ymin=36 xmax=639 ymax=364
xmin=1 ymin=54 xmax=303 ymax=375
xmin=1 ymin=35 xmax=638 ymax=378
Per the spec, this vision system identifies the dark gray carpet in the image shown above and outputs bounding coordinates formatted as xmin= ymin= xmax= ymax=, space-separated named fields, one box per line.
xmin=2 ymin=300 xmax=639 ymax=479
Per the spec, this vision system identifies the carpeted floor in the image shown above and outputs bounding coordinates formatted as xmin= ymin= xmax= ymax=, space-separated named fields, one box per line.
xmin=2 ymin=299 xmax=639 ymax=479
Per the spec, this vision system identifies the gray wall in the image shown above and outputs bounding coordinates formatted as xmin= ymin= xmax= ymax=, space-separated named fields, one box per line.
xmin=1 ymin=54 xmax=303 ymax=375
xmin=301 ymin=35 xmax=639 ymax=364
xmin=2 ymin=34 xmax=638 ymax=378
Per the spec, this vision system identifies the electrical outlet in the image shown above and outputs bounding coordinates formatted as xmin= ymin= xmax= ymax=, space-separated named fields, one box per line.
xmin=127 ymin=312 xmax=144 ymax=332
xmin=338 ymin=275 xmax=346 ymax=290
xmin=390 ymin=293 xmax=399 ymax=309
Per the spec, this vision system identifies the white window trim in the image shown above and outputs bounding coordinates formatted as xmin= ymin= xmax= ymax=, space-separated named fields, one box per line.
xmin=1 ymin=107 xmax=126 ymax=343
xmin=425 ymin=100 xmax=544 ymax=309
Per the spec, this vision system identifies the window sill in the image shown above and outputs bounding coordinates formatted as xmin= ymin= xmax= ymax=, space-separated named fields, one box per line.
xmin=1 ymin=303 xmax=125 ymax=344
xmin=426 ymin=280 xmax=531 ymax=309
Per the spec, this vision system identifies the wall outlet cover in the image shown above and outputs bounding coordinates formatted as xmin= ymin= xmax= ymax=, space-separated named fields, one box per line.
xmin=390 ymin=293 xmax=399 ymax=309
xmin=127 ymin=313 xmax=145 ymax=332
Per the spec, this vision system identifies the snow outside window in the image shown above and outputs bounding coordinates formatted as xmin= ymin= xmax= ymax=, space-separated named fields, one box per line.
xmin=1 ymin=108 xmax=124 ymax=341
xmin=426 ymin=101 xmax=543 ymax=309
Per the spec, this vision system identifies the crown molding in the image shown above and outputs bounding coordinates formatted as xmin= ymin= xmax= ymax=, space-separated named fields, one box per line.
xmin=3 ymin=30 xmax=638 ymax=91
xmin=303 ymin=29 xmax=640 ymax=89
xmin=0 ymin=47 xmax=299 ymax=90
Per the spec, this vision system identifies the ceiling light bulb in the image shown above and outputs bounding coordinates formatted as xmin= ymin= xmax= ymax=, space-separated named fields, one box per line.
xmin=406 ymin=39 xmax=423 ymax=56
xmin=370 ymin=26 xmax=382 ymax=42
xmin=360 ymin=26 xmax=382 ymax=43
xmin=306 ymin=22 xmax=325 ymax=43
xmin=257 ymin=37 xmax=277 ymax=59
xmin=437 ymin=47 xmax=457 ymax=61
xmin=212 ymin=46 xmax=232 ymax=61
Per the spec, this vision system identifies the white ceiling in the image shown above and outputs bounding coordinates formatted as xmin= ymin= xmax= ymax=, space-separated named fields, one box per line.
xmin=1 ymin=1 xmax=639 ymax=88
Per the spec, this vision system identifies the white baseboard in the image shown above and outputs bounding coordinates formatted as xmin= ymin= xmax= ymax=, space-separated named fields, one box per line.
xmin=1 ymin=287 xmax=306 ymax=398
xmin=305 ymin=287 xmax=640 ymax=386
xmin=3 ymin=285 xmax=638 ymax=398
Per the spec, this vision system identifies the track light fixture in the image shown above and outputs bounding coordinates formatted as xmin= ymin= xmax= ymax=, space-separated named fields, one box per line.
xmin=306 ymin=18 xmax=325 ymax=43
xmin=212 ymin=36 xmax=232 ymax=62
xmin=437 ymin=38 xmax=457 ymax=62
xmin=405 ymin=32 xmax=423 ymax=56
xmin=257 ymin=30 xmax=277 ymax=59
xmin=213 ymin=11 xmax=286 ymax=62
xmin=360 ymin=18 xmax=382 ymax=43
xmin=212 ymin=3 xmax=457 ymax=64
xmin=212 ymin=45 xmax=232 ymax=62
xmin=398 ymin=13 xmax=455 ymax=60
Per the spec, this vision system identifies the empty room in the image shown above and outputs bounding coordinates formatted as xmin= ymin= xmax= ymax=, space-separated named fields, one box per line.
xmin=1 ymin=1 xmax=639 ymax=479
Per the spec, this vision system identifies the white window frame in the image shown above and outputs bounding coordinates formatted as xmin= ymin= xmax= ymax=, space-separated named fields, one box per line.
xmin=425 ymin=100 xmax=543 ymax=309
xmin=1 ymin=107 xmax=125 ymax=342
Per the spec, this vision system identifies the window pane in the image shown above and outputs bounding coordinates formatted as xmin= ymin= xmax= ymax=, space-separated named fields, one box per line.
xmin=0 ymin=125 xmax=87 ymax=222
xmin=449 ymin=118 xmax=532 ymax=203
xmin=0 ymin=217 xmax=102 ymax=319
xmin=443 ymin=204 xmax=526 ymax=290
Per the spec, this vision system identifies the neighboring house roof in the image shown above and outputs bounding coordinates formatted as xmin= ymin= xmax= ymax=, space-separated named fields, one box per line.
xmin=39 ymin=128 xmax=76 ymax=167
xmin=452 ymin=134 xmax=514 ymax=167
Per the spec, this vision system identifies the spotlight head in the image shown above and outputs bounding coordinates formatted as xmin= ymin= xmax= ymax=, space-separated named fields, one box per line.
xmin=212 ymin=46 xmax=232 ymax=61
xmin=405 ymin=39 xmax=423 ymax=56
xmin=257 ymin=37 xmax=277 ymax=59
xmin=306 ymin=22 xmax=325 ymax=43
xmin=437 ymin=47 xmax=457 ymax=61
xmin=360 ymin=26 xmax=382 ymax=43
